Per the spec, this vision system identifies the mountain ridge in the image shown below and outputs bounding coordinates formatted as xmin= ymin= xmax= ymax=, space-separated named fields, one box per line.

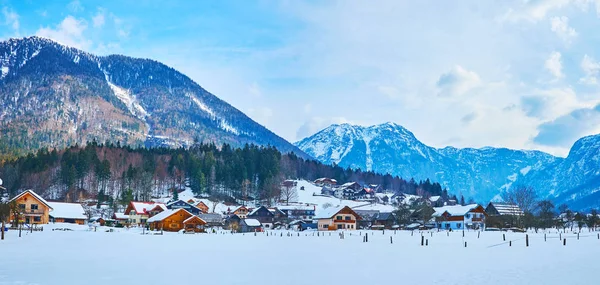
xmin=296 ymin=122 xmax=600 ymax=209
xmin=0 ymin=36 xmax=309 ymax=159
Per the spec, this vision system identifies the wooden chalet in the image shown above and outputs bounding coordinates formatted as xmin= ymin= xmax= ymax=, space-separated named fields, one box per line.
xmin=248 ymin=206 xmax=276 ymax=229
xmin=225 ymin=214 xmax=242 ymax=232
xmin=147 ymin=208 xmax=206 ymax=232
xmin=433 ymin=204 xmax=487 ymax=230
xmin=167 ymin=200 xmax=203 ymax=215
xmin=316 ymin=206 xmax=361 ymax=231
xmin=9 ymin=190 xmax=53 ymax=225
xmin=230 ymin=206 xmax=249 ymax=218
xmin=314 ymin=177 xmax=337 ymax=187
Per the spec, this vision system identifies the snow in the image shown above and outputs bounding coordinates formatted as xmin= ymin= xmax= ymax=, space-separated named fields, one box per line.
xmin=243 ymin=218 xmax=261 ymax=226
xmin=520 ymin=165 xmax=532 ymax=175
xmin=130 ymin=201 xmax=165 ymax=215
xmin=2 ymin=225 xmax=599 ymax=285
xmin=185 ymin=92 xmax=240 ymax=135
xmin=113 ymin=213 xmax=128 ymax=220
xmin=47 ymin=202 xmax=86 ymax=220
xmin=433 ymin=204 xmax=480 ymax=217
xmin=1 ymin=66 xmax=8 ymax=78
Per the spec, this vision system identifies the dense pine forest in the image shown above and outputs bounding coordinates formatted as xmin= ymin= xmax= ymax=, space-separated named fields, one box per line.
xmin=0 ymin=141 xmax=454 ymax=206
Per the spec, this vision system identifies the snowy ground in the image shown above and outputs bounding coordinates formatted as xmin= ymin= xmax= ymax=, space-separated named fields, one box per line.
xmin=1 ymin=224 xmax=598 ymax=285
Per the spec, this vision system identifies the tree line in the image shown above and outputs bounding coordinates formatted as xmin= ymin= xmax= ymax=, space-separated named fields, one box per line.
xmin=0 ymin=141 xmax=455 ymax=208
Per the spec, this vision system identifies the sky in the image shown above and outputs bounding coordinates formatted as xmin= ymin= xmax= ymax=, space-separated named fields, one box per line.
xmin=2 ymin=0 xmax=600 ymax=157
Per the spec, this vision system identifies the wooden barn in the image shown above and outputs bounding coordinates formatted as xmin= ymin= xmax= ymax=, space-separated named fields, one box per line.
xmin=48 ymin=202 xmax=87 ymax=225
xmin=167 ymin=200 xmax=203 ymax=215
xmin=240 ymin=219 xmax=262 ymax=233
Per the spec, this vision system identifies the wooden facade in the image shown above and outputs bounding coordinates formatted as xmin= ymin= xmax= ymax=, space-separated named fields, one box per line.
xmin=148 ymin=209 xmax=200 ymax=232
xmin=9 ymin=190 xmax=53 ymax=225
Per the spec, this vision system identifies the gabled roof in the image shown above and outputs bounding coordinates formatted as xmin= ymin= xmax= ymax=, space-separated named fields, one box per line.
xmin=183 ymin=215 xmax=206 ymax=224
xmin=487 ymin=202 xmax=524 ymax=215
xmin=315 ymin=206 xmax=361 ymax=220
xmin=198 ymin=213 xmax=223 ymax=224
xmin=9 ymin=190 xmax=53 ymax=210
xmin=433 ymin=204 xmax=483 ymax=217
xmin=147 ymin=208 xmax=192 ymax=223
xmin=243 ymin=219 xmax=261 ymax=227
xmin=248 ymin=206 xmax=273 ymax=216
xmin=113 ymin=213 xmax=129 ymax=220
xmin=129 ymin=201 xmax=166 ymax=215
xmin=47 ymin=202 xmax=86 ymax=220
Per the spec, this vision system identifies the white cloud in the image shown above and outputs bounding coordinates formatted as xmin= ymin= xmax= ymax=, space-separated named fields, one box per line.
xmin=579 ymin=54 xmax=600 ymax=84
xmin=247 ymin=107 xmax=273 ymax=126
xmin=550 ymin=16 xmax=577 ymax=43
xmin=67 ymin=1 xmax=83 ymax=13
xmin=436 ymin=65 xmax=481 ymax=97
xmin=521 ymin=87 xmax=600 ymax=121
xmin=248 ymin=82 xmax=261 ymax=97
xmin=2 ymin=7 xmax=19 ymax=33
xmin=92 ymin=9 xmax=105 ymax=28
xmin=36 ymin=16 xmax=91 ymax=50
xmin=500 ymin=0 xmax=570 ymax=22
xmin=545 ymin=51 xmax=563 ymax=79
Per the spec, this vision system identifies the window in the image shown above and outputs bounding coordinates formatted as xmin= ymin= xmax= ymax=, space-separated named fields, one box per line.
xmin=323 ymin=224 xmax=328 ymax=229
xmin=31 ymin=204 xmax=39 ymax=210
xmin=465 ymin=214 xmax=470 ymax=218
xmin=18 ymin=204 xmax=25 ymax=209
xmin=34 ymin=216 xmax=41 ymax=222
xmin=336 ymin=216 xmax=342 ymax=220
xmin=337 ymin=224 xmax=343 ymax=229
xmin=457 ymin=223 xmax=462 ymax=229
xmin=345 ymin=216 xmax=351 ymax=221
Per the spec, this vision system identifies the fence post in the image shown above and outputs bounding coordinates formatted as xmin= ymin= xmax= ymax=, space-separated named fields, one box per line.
xmin=577 ymin=233 xmax=579 ymax=240
xmin=509 ymin=240 xmax=511 ymax=247
xmin=503 ymin=233 xmax=505 ymax=241
xmin=478 ymin=231 xmax=480 ymax=239
xmin=563 ymin=238 xmax=566 ymax=246
xmin=390 ymin=236 xmax=393 ymax=244
xmin=526 ymin=234 xmax=529 ymax=247
xmin=426 ymin=239 xmax=428 ymax=246
xmin=421 ymin=235 xmax=424 ymax=246
xmin=544 ymin=234 xmax=546 ymax=242
xmin=464 ymin=241 xmax=467 ymax=247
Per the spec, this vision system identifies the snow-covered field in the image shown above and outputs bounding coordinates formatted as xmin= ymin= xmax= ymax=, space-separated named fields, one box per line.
xmin=1 ymin=224 xmax=598 ymax=285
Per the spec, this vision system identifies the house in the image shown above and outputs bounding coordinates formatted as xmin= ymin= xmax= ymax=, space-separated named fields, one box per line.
xmin=340 ymin=182 xmax=362 ymax=192
xmin=372 ymin=212 xmax=397 ymax=229
xmin=240 ymin=218 xmax=262 ymax=233
xmin=485 ymin=202 xmax=524 ymax=216
xmin=225 ymin=214 xmax=242 ymax=231
xmin=124 ymin=201 xmax=166 ymax=225
xmin=198 ymin=213 xmax=224 ymax=228
xmin=147 ymin=208 xmax=206 ymax=232
xmin=47 ymin=202 xmax=87 ymax=225
xmin=316 ymin=206 xmax=362 ymax=231
xmin=433 ymin=204 xmax=487 ymax=231
xmin=314 ymin=178 xmax=337 ymax=187
xmin=195 ymin=201 xmax=209 ymax=213
xmin=248 ymin=206 xmax=277 ymax=229
xmin=485 ymin=202 xmax=524 ymax=228
xmin=147 ymin=204 xmax=167 ymax=217
xmin=334 ymin=188 xmax=357 ymax=200
xmin=276 ymin=205 xmax=316 ymax=220
xmin=289 ymin=220 xmax=318 ymax=231
xmin=355 ymin=188 xmax=376 ymax=201
xmin=282 ymin=180 xmax=297 ymax=188
xmin=429 ymin=196 xmax=444 ymax=207
xmin=112 ymin=213 xmax=129 ymax=225
xmin=230 ymin=206 xmax=249 ymax=218
xmin=320 ymin=186 xmax=335 ymax=196
xmin=167 ymin=200 xmax=203 ymax=215
xmin=9 ymin=190 xmax=53 ymax=225
xmin=355 ymin=210 xmax=380 ymax=229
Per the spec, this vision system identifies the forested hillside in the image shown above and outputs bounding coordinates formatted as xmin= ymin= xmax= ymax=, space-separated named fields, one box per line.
xmin=0 ymin=142 xmax=454 ymax=206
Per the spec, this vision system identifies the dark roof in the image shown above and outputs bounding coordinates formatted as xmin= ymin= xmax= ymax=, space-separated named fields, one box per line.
xmin=375 ymin=212 xmax=395 ymax=221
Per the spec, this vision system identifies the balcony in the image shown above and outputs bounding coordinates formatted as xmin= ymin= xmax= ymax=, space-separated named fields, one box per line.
xmin=22 ymin=209 xmax=45 ymax=215
xmin=333 ymin=220 xmax=356 ymax=223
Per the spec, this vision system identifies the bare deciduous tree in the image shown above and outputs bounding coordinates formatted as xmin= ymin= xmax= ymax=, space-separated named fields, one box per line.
xmin=280 ymin=184 xmax=298 ymax=206
xmin=502 ymin=185 xmax=538 ymax=228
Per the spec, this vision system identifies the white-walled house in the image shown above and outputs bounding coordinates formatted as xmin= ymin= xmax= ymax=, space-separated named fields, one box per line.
xmin=433 ymin=204 xmax=487 ymax=231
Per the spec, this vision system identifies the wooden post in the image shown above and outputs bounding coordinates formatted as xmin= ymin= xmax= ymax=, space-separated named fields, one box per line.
xmin=509 ymin=240 xmax=511 ymax=246
xmin=462 ymin=230 xmax=464 ymax=237
xmin=390 ymin=236 xmax=393 ymax=244
xmin=478 ymin=231 xmax=480 ymax=239
xmin=560 ymin=233 xmax=562 ymax=240
xmin=577 ymin=233 xmax=579 ymax=240
xmin=526 ymin=234 xmax=529 ymax=247
xmin=544 ymin=234 xmax=546 ymax=242
xmin=426 ymin=239 xmax=428 ymax=246
xmin=1 ymin=221 xmax=4 ymax=240
xmin=19 ymin=225 xmax=22 ymax=238
xmin=447 ymin=231 xmax=449 ymax=237
xmin=366 ymin=233 xmax=368 ymax=242
xmin=464 ymin=241 xmax=467 ymax=247
xmin=411 ymin=231 xmax=413 ymax=236
xmin=421 ymin=235 xmax=424 ymax=246
xmin=503 ymin=233 xmax=505 ymax=241
xmin=563 ymin=238 xmax=566 ymax=246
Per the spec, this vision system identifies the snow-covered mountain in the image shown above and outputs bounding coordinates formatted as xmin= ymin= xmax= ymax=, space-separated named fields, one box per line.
xmin=295 ymin=122 xmax=563 ymax=204
xmin=520 ymin=134 xmax=600 ymax=210
xmin=0 ymin=36 xmax=307 ymax=157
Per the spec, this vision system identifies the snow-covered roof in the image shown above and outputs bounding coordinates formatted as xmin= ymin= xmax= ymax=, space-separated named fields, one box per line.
xmin=47 ymin=202 xmax=86 ymax=220
xmin=276 ymin=205 xmax=315 ymax=211
xmin=488 ymin=202 xmax=524 ymax=215
xmin=113 ymin=213 xmax=129 ymax=220
xmin=243 ymin=219 xmax=261 ymax=227
xmin=10 ymin=190 xmax=53 ymax=210
xmin=183 ymin=215 xmax=206 ymax=224
xmin=130 ymin=202 xmax=166 ymax=215
xmin=147 ymin=208 xmax=191 ymax=223
xmin=429 ymin=196 xmax=441 ymax=202
xmin=315 ymin=206 xmax=350 ymax=219
xmin=433 ymin=204 xmax=481 ymax=217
